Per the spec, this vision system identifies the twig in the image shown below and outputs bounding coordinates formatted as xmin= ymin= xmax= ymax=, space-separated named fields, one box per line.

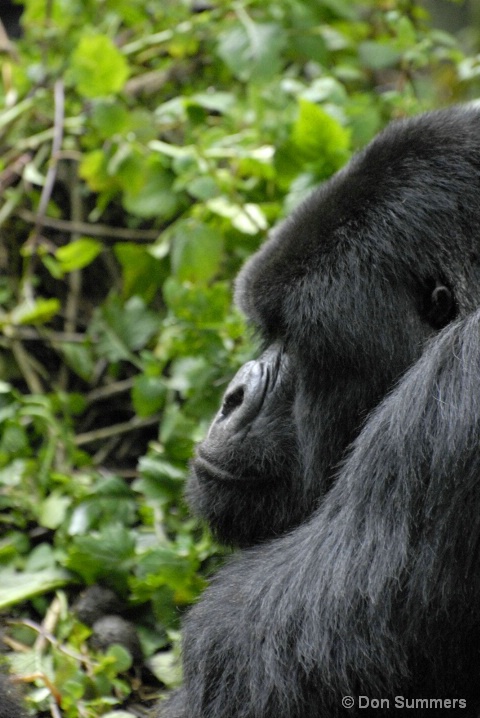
xmin=0 ymin=152 xmax=32 ymax=192
xmin=0 ymin=327 xmax=85 ymax=343
xmin=85 ymin=377 xmax=135 ymax=404
xmin=0 ymin=17 xmax=11 ymax=52
xmin=125 ymin=68 xmax=171 ymax=96
xmin=66 ymin=165 xmax=83 ymax=328
xmin=17 ymin=208 xmax=159 ymax=242
xmin=59 ymin=162 xmax=83 ymax=391
xmin=49 ymin=698 xmax=62 ymax=718
xmin=34 ymin=596 xmax=62 ymax=653
xmin=0 ymin=17 xmax=19 ymax=59
xmin=92 ymin=436 xmax=121 ymax=465
xmin=10 ymin=618 xmax=93 ymax=665
xmin=32 ymin=80 xmax=65 ymax=244
xmin=75 ymin=414 xmax=161 ymax=446
xmin=18 ymin=672 xmax=62 ymax=704
xmin=11 ymin=340 xmax=44 ymax=393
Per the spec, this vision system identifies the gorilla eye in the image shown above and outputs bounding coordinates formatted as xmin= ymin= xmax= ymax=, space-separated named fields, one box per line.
xmin=422 ymin=279 xmax=457 ymax=330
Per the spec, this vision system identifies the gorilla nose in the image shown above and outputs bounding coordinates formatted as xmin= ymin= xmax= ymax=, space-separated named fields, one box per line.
xmin=217 ymin=361 xmax=265 ymax=428
xmin=207 ymin=345 xmax=284 ymax=440
xmin=204 ymin=361 xmax=268 ymax=443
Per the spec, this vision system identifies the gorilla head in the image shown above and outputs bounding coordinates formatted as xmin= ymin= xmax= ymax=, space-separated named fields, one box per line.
xmin=187 ymin=105 xmax=477 ymax=548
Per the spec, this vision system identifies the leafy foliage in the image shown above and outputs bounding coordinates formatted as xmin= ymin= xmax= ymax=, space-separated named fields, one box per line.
xmin=0 ymin=0 xmax=477 ymax=714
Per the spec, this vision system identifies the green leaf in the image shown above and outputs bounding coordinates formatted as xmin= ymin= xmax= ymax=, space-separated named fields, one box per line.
xmin=136 ymin=456 xmax=185 ymax=501
xmin=0 ymin=424 xmax=28 ymax=455
xmin=168 ymin=356 xmax=212 ymax=397
xmin=105 ymin=644 xmax=133 ymax=672
xmin=114 ymin=243 xmax=165 ymax=302
xmin=359 ymin=41 xmax=402 ymax=71
xmin=276 ymin=100 xmax=351 ymax=189
xmin=55 ymin=238 xmax=103 ymax=273
xmin=39 ymin=491 xmax=71 ymax=530
xmin=69 ymin=481 xmax=137 ymax=536
xmin=147 ymin=650 xmax=182 ymax=688
xmin=292 ymin=100 xmax=350 ymax=168
xmin=92 ymin=102 xmax=131 ymax=138
xmin=396 ymin=16 xmax=417 ymax=49
xmin=79 ymin=150 xmax=115 ymax=192
xmin=132 ymin=375 xmax=166 ymax=417
xmin=123 ymin=160 xmax=180 ymax=219
xmin=320 ymin=0 xmax=359 ymax=20
xmin=162 ymin=278 xmax=231 ymax=328
xmin=0 ymin=568 xmax=71 ymax=609
xmin=90 ymin=296 xmax=161 ymax=362
xmin=187 ymin=92 xmax=235 ymax=114
xmin=0 ymin=532 xmax=29 ymax=562
xmin=217 ymin=21 xmax=285 ymax=82
xmin=69 ymin=35 xmax=129 ymax=98
xmin=171 ymin=221 xmax=223 ymax=283
xmin=60 ymin=342 xmax=95 ymax=382
xmin=65 ymin=524 xmax=135 ymax=589
xmin=135 ymin=547 xmax=197 ymax=591
xmin=11 ymin=298 xmax=60 ymax=326
xmin=206 ymin=198 xmax=267 ymax=235
xmin=185 ymin=176 xmax=218 ymax=201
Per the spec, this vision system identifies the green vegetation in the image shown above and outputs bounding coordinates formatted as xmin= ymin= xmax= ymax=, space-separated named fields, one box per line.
xmin=0 ymin=0 xmax=478 ymax=714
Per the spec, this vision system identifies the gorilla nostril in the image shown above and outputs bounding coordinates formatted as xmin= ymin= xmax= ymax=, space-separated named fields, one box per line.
xmin=221 ymin=386 xmax=245 ymax=418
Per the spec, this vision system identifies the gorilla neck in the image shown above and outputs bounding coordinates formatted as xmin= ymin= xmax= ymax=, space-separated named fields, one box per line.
xmin=297 ymin=371 xmax=403 ymax=507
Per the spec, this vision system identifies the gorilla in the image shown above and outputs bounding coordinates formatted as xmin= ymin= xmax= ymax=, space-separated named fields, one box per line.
xmin=160 ymin=105 xmax=480 ymax=718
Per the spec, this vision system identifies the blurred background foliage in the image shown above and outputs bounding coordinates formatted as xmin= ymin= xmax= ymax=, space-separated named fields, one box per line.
xmin=0 ymin=0 xmax=480 ymax=715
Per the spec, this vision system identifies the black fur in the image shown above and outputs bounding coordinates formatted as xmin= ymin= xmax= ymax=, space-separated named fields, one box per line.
xmin=159 ymin=105 xmax=480 ymax=718
xmin=0 ymin=674 xmax=26 ymax=718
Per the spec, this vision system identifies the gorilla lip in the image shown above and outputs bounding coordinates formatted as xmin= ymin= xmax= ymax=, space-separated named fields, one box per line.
xmin=193 ymin=452 xmax=267 ymax=484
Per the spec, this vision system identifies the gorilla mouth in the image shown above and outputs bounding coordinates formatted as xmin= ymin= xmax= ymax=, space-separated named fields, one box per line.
xmin=194 ymin=451 xmax=268 ymax=484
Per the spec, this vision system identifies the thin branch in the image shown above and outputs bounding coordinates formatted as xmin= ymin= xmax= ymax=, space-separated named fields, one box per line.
xmin=0 ymin=152 xmax=32 ymax=192
xmin=34 ymin=596 xmax=62 ymax=654
xmin=59 ymin=162 xmax=83 ymax=391
xmin=0 ymin=17 xmax=19 ymax=59
xmin=9 ymin=618 xmax=94 ymax=666
xmin=75 ymin=414 xmax=161 ymax=446
xmin=17 ymin=208 xmax=160 ymax=242
xmin=92 ymin=436 xmax=122 ymax=465
xmin=0 ymin=327 xmax=85 ymax=343
xmin=65 ymin=164 xmax=83 ymax=336
xmin=11 ymin=340 xmax=44 ymax=394
xmin=32 ymin=80 xmax=65 ymax=244
xmin=49 ymin=698 xmax=62 ymax=718
xmin=85 ymin=377 xmax=135 ymax=404
xmin=17 ymin=672 xmax=62 ymax=705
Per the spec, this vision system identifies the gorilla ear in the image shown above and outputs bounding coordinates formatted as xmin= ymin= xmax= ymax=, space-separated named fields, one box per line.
xmin=423 ymin=279 xmax=457 ymax=329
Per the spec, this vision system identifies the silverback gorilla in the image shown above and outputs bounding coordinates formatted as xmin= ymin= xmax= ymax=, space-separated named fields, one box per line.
xmin=159 ymin=106 xmax=480 ymax=718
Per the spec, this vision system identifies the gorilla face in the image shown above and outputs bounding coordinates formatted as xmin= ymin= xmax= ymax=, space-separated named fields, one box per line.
xmin=191 ymin=344 xmax=301 ymax=545
xmin=187 ymin=107 xmax=477 ymax=548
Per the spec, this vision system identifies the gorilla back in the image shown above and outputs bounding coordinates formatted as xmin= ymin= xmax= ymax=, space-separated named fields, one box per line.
xmin=171 ymin=106 xmax=480 ymax=718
